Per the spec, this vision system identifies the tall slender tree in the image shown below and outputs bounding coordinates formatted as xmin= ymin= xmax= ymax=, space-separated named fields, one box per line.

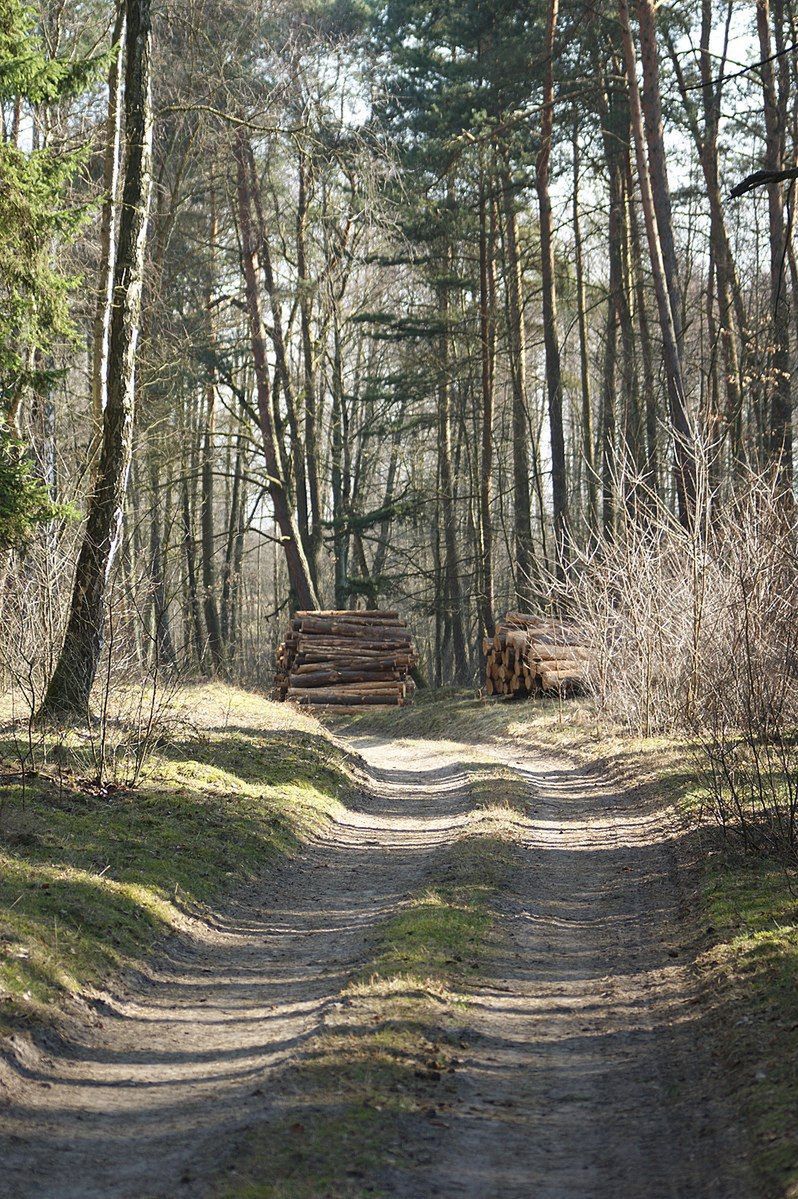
xmin=756 ymin=0 xmax=793 ymax=480
xmin=41 ymin=0 xmax=154 ymax=716
xmin=536 ymin=0 xmax=569 ymax=570
xmin=619 ymin=0 xmax=697 ymax=525
xmin=234 ymin=130 xmax=319 ymax=613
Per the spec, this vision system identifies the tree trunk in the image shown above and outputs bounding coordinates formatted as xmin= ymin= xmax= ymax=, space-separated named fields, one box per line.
xmin=221 ymin=426 xmax=244 ymax=647
xmin=619 ymin=0 xmax=697 ymax=525
xmin=437 ymin=274 xmax=469 ymax=682
xmin=756 ymin=0 xmax=793 ymax=480
xmin=373 ymin=403 xmax=405 ymax=583
xmin=41 ymin=0 xmax=153 ymax=718
xmin=234 ymin=129 xmax=319 ymax=612
xmin=536 ymin=0 xmax=569 ymax=572
xmin=200 ymin=183 xmax=224 ymax=670
xmin=229 ymin=462 xmax=247 ymax=655
xmin=636 ymin=0 xmax=684 ymax=351
xmin=148 ymin=452 xmax=175 ymax=667
xmin=181 ymin=459 xmax=205 ymax=669
xmin=249 ymin=156 xmax=312 ymax=563
xmin=200 ymin=383 xmax=223 ymax=670
xmin=500 ymin=165 xmax=535 ymax=606
xmin=330 ymin=310 xmax=349 ymax=609
xmin=619 ymin=149 xmax=646 ymax=500
xmin=478 ymin=165 xmax=496 ymax=639
xmin=296 ymin=146 xmax=323 ymax=586
xmin=572 ymin=119 xmax=597 ymax=535
xmin=596 ymin=53 xmax=625 ymax=538
xmin=663 ymin=8 xmax=745 ymax=469
xmin=91 ymin=1 xmax=125 ymax=424
xmin=626 ymin=163 xmax=659 ymax=493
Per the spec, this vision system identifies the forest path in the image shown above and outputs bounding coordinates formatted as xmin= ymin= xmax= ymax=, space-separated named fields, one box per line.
xmin=0 ymin=729 xmax=749 ymax=1199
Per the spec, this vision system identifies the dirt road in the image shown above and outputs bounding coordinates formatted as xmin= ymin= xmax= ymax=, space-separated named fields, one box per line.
xmin=0 ymin=731 xmax=750 ymax=1198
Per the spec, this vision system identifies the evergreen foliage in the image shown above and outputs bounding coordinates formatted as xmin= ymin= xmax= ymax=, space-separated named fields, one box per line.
xmin=0 ymin=0 xmax=102 ymax=398
xmin=0 ymin=0 xmax=100 ymax=544
xmin=0 ymin=426 xmax=68 ymax=548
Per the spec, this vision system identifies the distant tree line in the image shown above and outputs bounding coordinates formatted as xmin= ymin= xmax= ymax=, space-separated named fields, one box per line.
xmin=1 ymin=0 xmax=797 ymax=703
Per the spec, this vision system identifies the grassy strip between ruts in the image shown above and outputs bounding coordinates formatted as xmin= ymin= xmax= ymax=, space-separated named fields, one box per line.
xmin=0 ymin=685 xmax=353 ymax=1039
xmin=337 ymin=690 xmax=798 ymax=1198
xmin=215 ymin=801 xmax=524 ymax=1199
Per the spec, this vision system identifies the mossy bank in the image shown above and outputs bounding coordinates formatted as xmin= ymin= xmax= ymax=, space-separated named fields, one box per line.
xmin=0 ymin=685 xmax=354 ymax=1040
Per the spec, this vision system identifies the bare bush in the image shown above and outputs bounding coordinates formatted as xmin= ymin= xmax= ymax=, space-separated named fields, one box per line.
xmin=83 ymin=573 xmax=184 ymax=787
xmin=561 ymin=467 xmax=798 ymax=857
xmin=696 ymin=490 xmax=798 ymax=856
xmin=0 ymin=532 xmax=183 ymax=790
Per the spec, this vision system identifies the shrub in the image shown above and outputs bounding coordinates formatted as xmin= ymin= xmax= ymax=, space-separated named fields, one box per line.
xmin=561 ymin=468 xmax=798 ymax=858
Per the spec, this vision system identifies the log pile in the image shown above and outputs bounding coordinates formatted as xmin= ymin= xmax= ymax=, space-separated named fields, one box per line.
xmin=483 ymin=611 xmax=591 ymax=698
xmin=275 ymin=610 xmax=417 ymax=706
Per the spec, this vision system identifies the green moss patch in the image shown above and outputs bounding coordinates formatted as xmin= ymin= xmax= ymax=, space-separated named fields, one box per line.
xmin=364 ymin=828 xmax=516 ymax=992
xmin=221 ymin=1011 xmax=459 ymax=1199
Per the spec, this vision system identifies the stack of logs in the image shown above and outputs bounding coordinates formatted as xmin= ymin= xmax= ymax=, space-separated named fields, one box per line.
xmin=275 ymin=610 xmax=417 ymax=706
xmin=483 ymin=612 xmax=591 ymax=698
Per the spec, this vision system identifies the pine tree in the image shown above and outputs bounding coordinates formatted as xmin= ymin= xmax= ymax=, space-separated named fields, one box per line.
xmin=0 ymin=0 xmax=101 ymax=545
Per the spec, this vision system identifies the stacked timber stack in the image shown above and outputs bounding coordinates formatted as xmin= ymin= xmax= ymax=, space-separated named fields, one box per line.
xmin=275 ymin=610 xmax=417 ymax=707
xmin=483 ymin=611 xmax=591 ymax=698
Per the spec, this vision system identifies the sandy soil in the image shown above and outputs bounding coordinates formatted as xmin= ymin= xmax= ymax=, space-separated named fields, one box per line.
xmin=0 ymin=731 xmax=751 ymax=1198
